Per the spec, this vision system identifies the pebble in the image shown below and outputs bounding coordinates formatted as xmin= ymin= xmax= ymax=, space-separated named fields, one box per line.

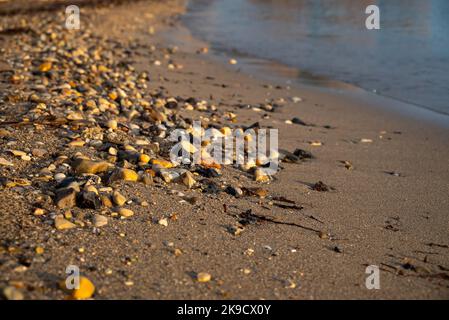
xmin=109 ymin=168 xmax=139 ymax=182
xmin=117 ymin=208 xmax=134 ymax=218
xmin=225 ymin=185 xmax=243 ymax=198
xmin=0 ymin=157 xmax=13 ymax=166
xmin=68 ymin=140 xmax=85 ymax=147
xmin=112 ymin=191 xmax=127 ymax=206
xmin=93 ymin=214 xmax=108 ymax=228
xmin=33 ymin=208 xmax=46 ymax=216
xmin=292 ymin=117 xmax=307 ymax=126
xmin=78 ymin=191 xmax=102 ymax=209
xmin=70 ymin=276 xmax=95 ymax=300
xmin=309 ymin=141 xmax=322 ymax=146
xmin=55 ymin=188 xmax=77 ymax=209
xmin=180 ymin=140 xmax=197 ymax=153
xmin=182 ymin=171 xmax=196 ymax=188
xmin=35 ymin=246 xmax=45 ymax=254
xmin=254 ymin=168 xmax=270 ymax=183
xmin=151 ymin=159 xmax=174 ymax=169
xmin=72 ymin=158 xmax=112 ymax=175
xmin=228 ymin=225 xmax=245 ymax=236
xmin=196 ymin=272 xmax=212 ymax=282
xmin=139 ymin=154 xmax=151 ymax=164
xmin=106 ymin=119 xmax=118 ymax=130
xmin=101 ymin=195 xmax=113 ymax=208
xmin=54 ymin=215 xmax=77 ymax=230
xmin=54 ymin=173 xmax=66 ymax=182
xmin=32 ymin=148 xmax=47 ymax=157
xmin=2 ymin=286 xmax=24 ymax=300
xmin=158 ymin=218 xmax=168 ymax=227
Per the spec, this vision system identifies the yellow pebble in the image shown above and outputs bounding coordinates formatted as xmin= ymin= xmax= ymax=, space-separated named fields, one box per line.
xmin=196 ymin=272 xmax=212 ymax=283
xmin=38 ymin=61 xmax=52 ymax=72
xmin=35 ymin=246 xmax=45 ymax=254
xmin=71 ymin=277 xmax=95 ymax=300
xmin=139 ymin=154 xmax=151 ymax=164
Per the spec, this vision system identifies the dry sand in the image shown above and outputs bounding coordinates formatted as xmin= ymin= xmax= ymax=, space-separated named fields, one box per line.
xmin=0 ymin=0 xmax=448 ymax=300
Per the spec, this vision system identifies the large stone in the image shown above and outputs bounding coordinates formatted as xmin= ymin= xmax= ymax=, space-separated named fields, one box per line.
xmin=77 ymin=191 xmax=101 ymax=209
xmin=109 ymin=168 xmax=139 ymax=182
xmin=55 ymin=188 xmax=77 ymax=209
xmin=72 ymin=158 xmax=112 ymax=175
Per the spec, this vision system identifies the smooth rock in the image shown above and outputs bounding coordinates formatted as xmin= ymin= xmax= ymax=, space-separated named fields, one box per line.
xmin=2 ymin=286 xmax=24 ymax=300
xmin=54 ymin=215 xmax=76 ymax=230
xmin=77 ymin=191 xmax=101 ymax=209
xmin=117 ymin=208 xmax=134 ymax=218
xmin=109 ymin=168 xmax=139 ymax=182
xmin=196 ymin=272 xmax=212 ymax=283
xmin=55 ymin=188 xmax=77 ymax=209
xmin=112 ymin=191 xmax=126 ymax=206
xmin=93 ymin=215 xmax=108 ymax=228
xmin=72 ymin=158 xmax=112 ymax=175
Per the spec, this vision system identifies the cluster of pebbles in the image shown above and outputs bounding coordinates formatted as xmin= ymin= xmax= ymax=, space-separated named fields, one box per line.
xmin=0 ymin=3 xmax=315 ymax=299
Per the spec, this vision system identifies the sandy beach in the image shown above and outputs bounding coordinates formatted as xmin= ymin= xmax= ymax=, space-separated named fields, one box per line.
xmin=0 ymin=0 xmax=448 ymax=300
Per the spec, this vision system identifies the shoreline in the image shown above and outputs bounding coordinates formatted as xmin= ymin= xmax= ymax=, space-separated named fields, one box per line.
xmin=1 ymin=0 xmax=449 ymax=300
xmin=169 ymin=7 xmax=449 ymax=127
xmin=181 ymin=0 xmax=449 ymax=118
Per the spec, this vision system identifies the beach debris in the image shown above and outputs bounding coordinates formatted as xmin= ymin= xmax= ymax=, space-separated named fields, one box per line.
xmin=291 ymin=96 xmax=303 ymax=103
xmin=228 ymin=224 xmax=245 ymax=236
xmin=311 ymin=181 xmax=331 ymax=192
xmin=229 ymin=59 xmax=238 ymax=65
xmin=309 ymin=141 xmax=322 ymax=146
xmin=291 ymin=117 xmax=308 ymax=126
xmin=225 ymin=185 xmax=243 ymax=198
xmin=332 ymin=246 xmax=343 ymax=253
xmin=293 ymin=148 xmax=313 ymax=160
xmin=340 ymin=160 xmax=353 ymax=170
xmin=279 ymin=149 xmax=300 ymax=163
xmin=385 ymin=171 xmax=402 ymax=177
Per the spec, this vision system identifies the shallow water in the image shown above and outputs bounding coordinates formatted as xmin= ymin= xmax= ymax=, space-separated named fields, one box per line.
xmin=184 ymin=0 xmax=449 ymax=115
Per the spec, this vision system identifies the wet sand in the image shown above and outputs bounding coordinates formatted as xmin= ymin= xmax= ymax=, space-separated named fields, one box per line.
xmin=0 ymin=0 xmax=449 ymax=300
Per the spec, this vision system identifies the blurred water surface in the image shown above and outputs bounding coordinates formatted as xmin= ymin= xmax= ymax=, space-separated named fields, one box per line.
xmin=184 ymin=0 xmax=449 ymax=115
